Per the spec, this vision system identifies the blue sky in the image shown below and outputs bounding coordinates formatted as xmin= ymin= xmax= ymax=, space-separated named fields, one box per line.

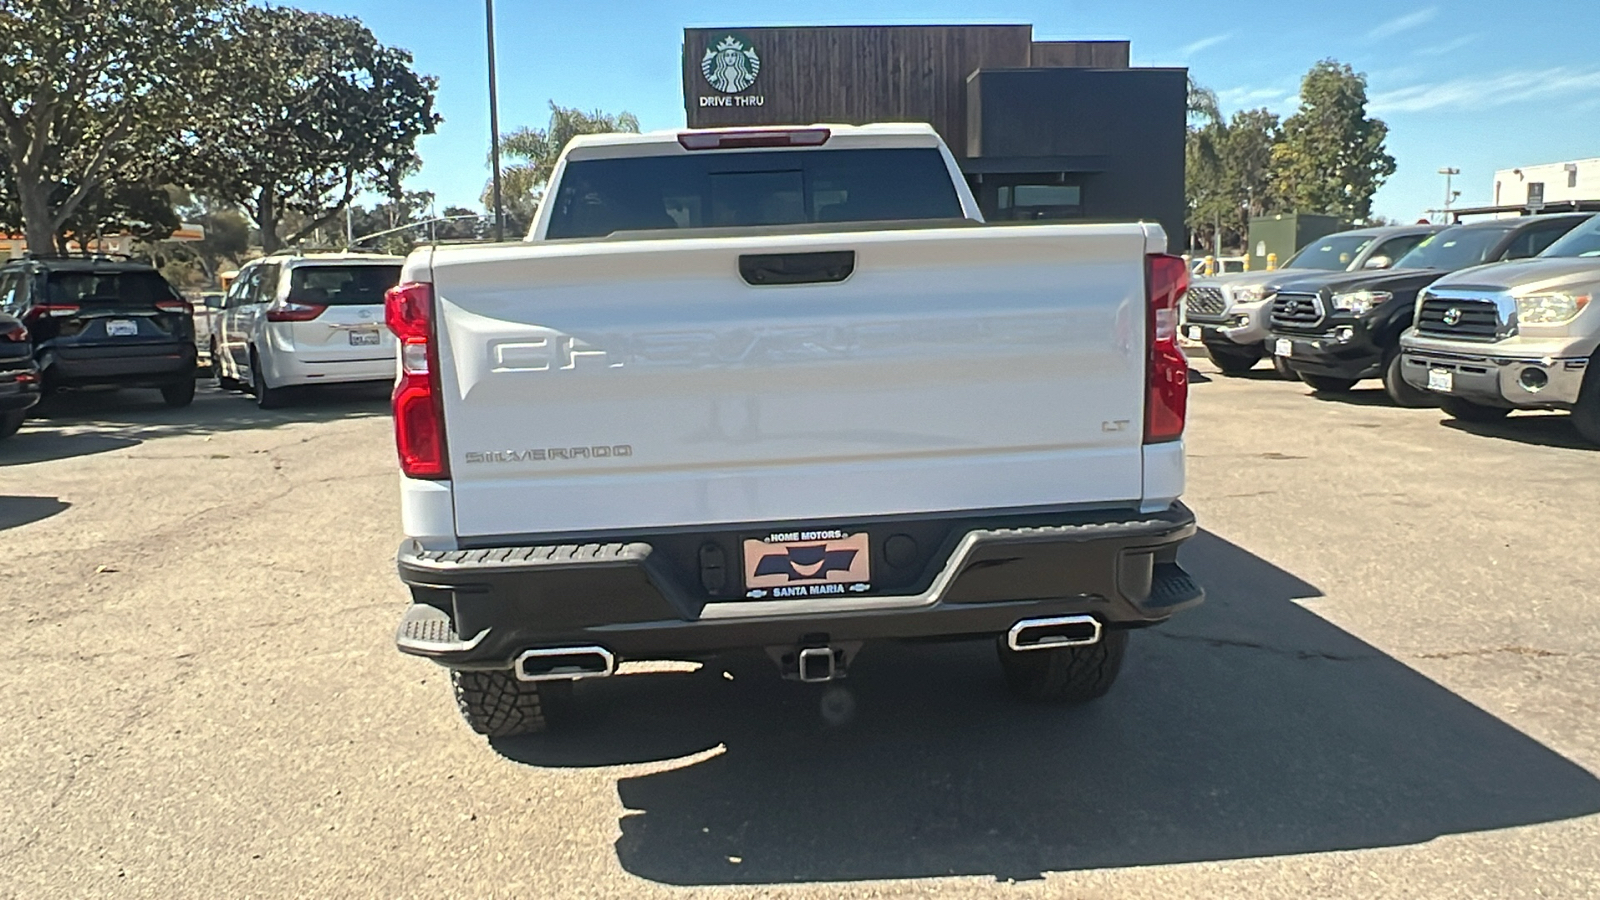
xmin=309 ymin=0 xmax=1599 ymax=221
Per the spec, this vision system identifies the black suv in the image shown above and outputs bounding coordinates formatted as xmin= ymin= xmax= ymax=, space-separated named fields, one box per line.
xmin=1266 ymin=214 xmax=1591 ymax=405
xmin=0 ymin=312 xmax=41 ymax=439
xmin=0 ymin=257 xmax=198 ymax=407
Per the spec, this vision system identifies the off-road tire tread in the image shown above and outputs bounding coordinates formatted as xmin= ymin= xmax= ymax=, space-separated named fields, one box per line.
xmin=998 ymin=629 xmax=1128 ymax=703
xmin=1206 ymin=344 xmax=1262 ymax=376
xmin=1300 ymin=373 xmax=1357 ymax=393
xmin=161 ymin=377 xmax=196 ymax=408
xmin=1571 ymin=354 xmax=1600 ymax=447
xmin=1382 ymin=349 xmax=1435 ymax=408
xmin=452 ymin=670 xmax=548 ymax=737
xmin=0 ymin=409 xmax=24 ymax=440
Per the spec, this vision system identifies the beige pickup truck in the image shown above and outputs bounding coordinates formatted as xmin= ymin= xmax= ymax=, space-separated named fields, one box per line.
xmin=1399 ymin=213 xmax=1600 ymax=444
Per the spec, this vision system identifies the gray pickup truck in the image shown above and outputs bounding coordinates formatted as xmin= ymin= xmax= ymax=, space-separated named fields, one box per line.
xmin=1185 ymin=225 xmax=1440 ymax=375
xmin=1399 ymin=213 xmax=1600 ymax=444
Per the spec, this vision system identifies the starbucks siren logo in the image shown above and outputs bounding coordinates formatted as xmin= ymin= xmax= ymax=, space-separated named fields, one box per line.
xmin=701 ymin=34 xmax=760 ymax=93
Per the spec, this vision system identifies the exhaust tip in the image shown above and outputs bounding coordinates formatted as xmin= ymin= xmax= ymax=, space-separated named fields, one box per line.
xmin=514 ymin=646 xmax=616 ymax=682
xmin=1007 ymin=615 xmax=1102 ymax=652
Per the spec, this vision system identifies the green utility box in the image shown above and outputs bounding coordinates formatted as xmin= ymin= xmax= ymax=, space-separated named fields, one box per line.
xmin=1247 ymin=214 xmax=1343 ymax=269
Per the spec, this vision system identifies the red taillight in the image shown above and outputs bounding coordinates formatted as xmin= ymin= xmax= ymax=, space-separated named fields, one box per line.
xmin=1145 ymin=253 xmax=1189 ymax=443
xmin=677 ymin=127 xmax=831 ymax=150
xmin=156 ymin=299 xmax=193 ymax=314
xmin=384 ymin=281 xmax=448 ymax=479
xmin=22 ymin=304 xmax=79 ymax=321
xmin=265 ymin=299 xmax=326 ymax=322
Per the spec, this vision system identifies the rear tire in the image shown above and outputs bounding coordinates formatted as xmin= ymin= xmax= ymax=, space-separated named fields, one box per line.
xmin=1440 ymin=397 xmax=1511 ymax=423
xmin=1299 ymin=373 xmax=1358 ymax=394
xmin=0 ymin=409 xmax=24 ymax=440
xmin=1205 ymin=343 xmax=1263 ymax=376
xmin=1382 ymin=349 xmax=1435 ymax=408
xmin=160 ymin=377 xmax=196 ymax=408
xmin=452 ymin=669 xmax=550 ymax=737
xmin=249 ymin=349 xmax=288 ymax=409
xmin=997 ymin=629 xmax=1128 ymax=703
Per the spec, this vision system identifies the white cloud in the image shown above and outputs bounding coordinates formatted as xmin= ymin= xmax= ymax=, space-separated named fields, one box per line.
xmin=1216 ymin=85 xmax=1298 ymax=112
xmin=1416 ymin=34 xmax=1478 ymax=56
xmin=1367 ymin=7 xmax=1439 ymax=41
xmin=1371 ymin=66 xmax=1600 ymax=113
xmin=1180 ymin=33 xmax=1231 ymax=57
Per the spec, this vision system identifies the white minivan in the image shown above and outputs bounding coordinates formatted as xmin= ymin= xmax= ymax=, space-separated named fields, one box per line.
xmin=213 ymin=253 xmax=404 ymax=407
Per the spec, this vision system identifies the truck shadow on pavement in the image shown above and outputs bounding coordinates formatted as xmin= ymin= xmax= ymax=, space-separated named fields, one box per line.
xmin=0 ymin=495 xmax=70 ymax=530
xmin=0 ymin=383 xmax=389 ymax=467
xmin=493 ymin=530 xmax=1600 ymax=885
xmin=1441 ymin=413 xmax=1595 ymax=451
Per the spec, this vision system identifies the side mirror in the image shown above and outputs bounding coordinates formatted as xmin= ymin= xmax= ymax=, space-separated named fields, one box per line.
xmin=1363 ymin=255 xmax=1392 ymax=270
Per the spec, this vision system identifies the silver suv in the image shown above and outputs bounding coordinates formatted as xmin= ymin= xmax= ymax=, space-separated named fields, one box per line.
xmin=1399 ymin=213 xmax=1600 ymax=444
xmin=1185 ymin=225 xmax=1441 ymax=375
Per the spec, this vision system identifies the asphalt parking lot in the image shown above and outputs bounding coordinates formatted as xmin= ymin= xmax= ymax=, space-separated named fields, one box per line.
xmin=2 ymin=362 xmax=1598 ymax=900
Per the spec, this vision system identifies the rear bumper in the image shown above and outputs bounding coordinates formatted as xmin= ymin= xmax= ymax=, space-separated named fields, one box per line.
xmin=45 ymin=341 xmax=196 ymax=386
xmin=0 ymin=362 xmax=41 ymax=412
xmin=393 ymin=503 xmax=1203 ymax=669
xmin=265 ymin=349 xmax=394 ymax=387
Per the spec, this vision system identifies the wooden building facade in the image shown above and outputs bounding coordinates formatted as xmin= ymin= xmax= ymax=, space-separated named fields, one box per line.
xmin=682 ymin=25 xmax=1185 ymax=249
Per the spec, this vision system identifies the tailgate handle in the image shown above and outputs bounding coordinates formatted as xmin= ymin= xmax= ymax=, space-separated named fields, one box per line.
xmin=738 ymin=251 xmax=855 ymax=286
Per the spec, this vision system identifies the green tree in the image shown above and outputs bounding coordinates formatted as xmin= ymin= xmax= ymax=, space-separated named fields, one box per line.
xmin=1186 ymin=99 xmax=1281 ymax=252
xmin=1272 ymin=60 xmax=1396 ymax=221
xmin=194 ymin=6 xmax=440 ymax=253
xmin=486 ymin=103 xmax=641 ymax=235
xmin=0 ymin=0 xmax=233 ymax=253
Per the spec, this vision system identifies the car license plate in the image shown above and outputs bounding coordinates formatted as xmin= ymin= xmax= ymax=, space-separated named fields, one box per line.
xmin=1185 ymin=325 xmax=1201 ymax=341
xmin=1428 ymin=368 xmax=1453 ymax=393
xmin=742 ymin=530 xmax=871 ymax=599
xmin=1274 ymin=338 xmax=1292 ymax=358
xmin=349 ymin=330 xmax=381 ymax=346
xmin=106 ymin=319 xmax=138 ymax=337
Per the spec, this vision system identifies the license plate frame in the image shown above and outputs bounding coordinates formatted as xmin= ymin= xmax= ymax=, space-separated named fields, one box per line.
xmin=106 ymin=319 xmax=138 ymax=337
xmin=1274 ymin=338 xmax=1292 ymax=358
xmin=1428 ymin=368 xmax=1453 ymax=393
xmin=349 ymin=329 xmax=381 ymax=347
xmin=742 ymin=530 xmax=872 ymax=600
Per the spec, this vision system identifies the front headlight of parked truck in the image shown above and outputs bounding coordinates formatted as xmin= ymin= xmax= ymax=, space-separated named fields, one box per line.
xmin=1230 ymin=285 xmax=1265 ymax=304
xmin=1515 ymin=292 xmax=1590 ymax=325
xmin=1331 ymin=289 xmax=1392 ymax=316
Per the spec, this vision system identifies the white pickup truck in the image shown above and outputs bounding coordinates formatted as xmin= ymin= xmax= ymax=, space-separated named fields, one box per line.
xmin=384 ymin=124 xmax=1203 ymax=737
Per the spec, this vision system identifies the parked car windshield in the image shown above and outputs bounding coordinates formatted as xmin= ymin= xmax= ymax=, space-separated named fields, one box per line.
xmin=545 ymin=148 xmax=965 ymax=239
xmin=1283 ymin=233 xmax=1376 ymax=270
xmin=46 ymin=270 xmax=180 ymax=306
xmin=1539 ymin=215 xmax=1600 ymax=258
xmin=287 ymin=265 xmax=402 ymax=306
xmin=1393 ymin=226 xmax=1511 ymax=271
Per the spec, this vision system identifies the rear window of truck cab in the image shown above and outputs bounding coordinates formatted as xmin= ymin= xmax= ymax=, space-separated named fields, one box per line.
xmin=545 ymin=148 xmax=964 ymax=239
xmin=287 ymin=265 xmax=402 ymax=306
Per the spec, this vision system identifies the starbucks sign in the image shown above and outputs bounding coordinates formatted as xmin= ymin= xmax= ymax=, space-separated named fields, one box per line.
xmin=698 ymin=34 xmax=765 ymax=107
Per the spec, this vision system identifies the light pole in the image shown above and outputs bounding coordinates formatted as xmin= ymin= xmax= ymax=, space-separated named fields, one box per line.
xmin=486 ymin=0 xmax=506 ymax=242
xmin=1438 ymin=167 xmax=1460 ymax=222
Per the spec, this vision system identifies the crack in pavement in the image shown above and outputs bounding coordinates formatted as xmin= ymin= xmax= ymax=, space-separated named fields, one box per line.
xmin=1151 ymin=629 xmax=1381 ymax=662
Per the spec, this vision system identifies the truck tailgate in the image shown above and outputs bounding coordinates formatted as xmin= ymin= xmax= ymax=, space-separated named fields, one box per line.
xmin=429 ymin=224 xmax=1153 ymax=539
